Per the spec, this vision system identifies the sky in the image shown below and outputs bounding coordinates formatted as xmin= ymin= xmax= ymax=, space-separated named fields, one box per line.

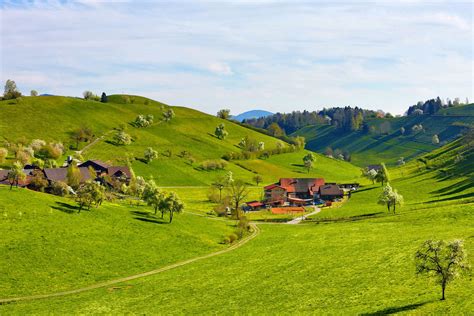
xmin=0 ymin=0 xmax=472 ymax=115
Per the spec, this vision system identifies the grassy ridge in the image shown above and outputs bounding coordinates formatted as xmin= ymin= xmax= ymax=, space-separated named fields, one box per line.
xmin=293 ymin=104 xmax=474 ymax=167
xmin=0 ymin=95 xmax=361 ymax=185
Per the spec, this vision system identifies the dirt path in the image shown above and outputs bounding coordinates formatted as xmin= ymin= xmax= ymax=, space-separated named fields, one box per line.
xmin=0 ymin=223 xmax=260 ymax=305
xmin=78 ymin=130 xmax=113 ymax=155
xmin=286 ymin=206 xmax=321 ymax=224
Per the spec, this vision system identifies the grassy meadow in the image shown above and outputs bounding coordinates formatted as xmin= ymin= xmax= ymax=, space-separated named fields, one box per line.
xmin=0 ymin=95 xmax=472 ymax=314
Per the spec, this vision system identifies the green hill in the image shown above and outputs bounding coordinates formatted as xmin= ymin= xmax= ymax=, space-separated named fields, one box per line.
xmin=0 ymin=95 xmax=361 ymax=185
xmin=2 ymin=134 xmax=472 ymax=315
xmin=292 ymin=104 xmax=474 ymax=167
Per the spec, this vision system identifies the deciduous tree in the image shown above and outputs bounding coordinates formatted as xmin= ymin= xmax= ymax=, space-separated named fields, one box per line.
xmin=227 ymin=180 xmax=249 ymax=219
xmin=415 ymin=239 xmax=470 ymax=300
xmin=215 ymin=123 xmax=228 ymax=140
xmin=144 ymin=147 xmax=158 ymax=163
xmin=217 ymin=109 xmax=231 ymax=119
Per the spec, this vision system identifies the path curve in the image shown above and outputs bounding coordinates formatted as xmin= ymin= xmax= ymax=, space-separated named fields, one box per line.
xmin=0 ymin=223 xmax=260 ymax=305
xmin=286 ymin=206 xmax=321 ymax=225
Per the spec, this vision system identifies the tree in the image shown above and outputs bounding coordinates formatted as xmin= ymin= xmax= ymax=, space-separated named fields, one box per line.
xmin=215 ymin=123 xmax=228 ymax=140
xmin=0 ymin=147 xmax=8 ymax=163
xmin=7 ymin=162 xmax=26 ymax=190
xmin=3 ymin=79 xmax=21 ymax=100
xmin=75 ymin=181 xmax=105 ymax=212
xmin=375 ymin=163 xmax=390 ymax=186
xmin=432 ymin=134 xmax=440 ymax=145
xmin=113 ymin=130 xmax=132 ymax=145
xmin=377 ymin=183 xmax=394 ymax=212
xmin=30 ymin=90 xmax=38 ymax=97
xmin=165 ymin=192 xmax=184 ymax=223
xmin=144 ymin=147 xmax=158 ymax=163
xmin=324 ymin=147 xmax=333 ymax=157
xmin=100 ymin=92 xmax=108 ymax=103
xmin=67 ymin=161 xmax=82 ymax=189
xmin=163 ymin=109 xmax=175 ymax=122
xmin=415 ymin=239 xmax=470 ymax=300
xmin=143 ymin=179 xmax=166 ymax=217
xmin=29 ymin=169 xmax=49 ymax=192
xmin=364 ymin=168 xmax=378 ymax=184
xmin=83 ymin=90 xmax=94 ymax=100
xmin=217 ymin=109 xmax=231 ymax=119
xmin=258 ymin=141 xmax=265 ymax=151
xmin=377 ymin=183 xmax=403 ymax=213
xmin=227 ymin=180 xmax=249 ymax=220
xmin=397 ymin=157 xmax=405 ymax=166
xmin=253 ymin=174 xmax=263 ymax=186
xmin=267 ymin=122 xmax=284 ymax=137
xmin=212 ymin=174 xmax=232 ymax=201
xmin=304 ymin=159 xmax=313 ymax=173
xmin=400 ymin=127 xmax=405 ymax=135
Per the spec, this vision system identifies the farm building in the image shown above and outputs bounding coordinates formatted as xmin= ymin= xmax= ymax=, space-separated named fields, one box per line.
xmin=318 ymin=184 xmax=344 ymax=201
xmin=264 ymin=178 xmax=325 ymax=205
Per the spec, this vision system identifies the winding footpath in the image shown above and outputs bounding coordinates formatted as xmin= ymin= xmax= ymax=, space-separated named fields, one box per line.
xmin=0 ymin=223 xmax=260 ymax=305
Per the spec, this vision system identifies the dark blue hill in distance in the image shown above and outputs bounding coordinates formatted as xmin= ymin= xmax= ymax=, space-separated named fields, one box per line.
xmin=232 ymin=109 xmax=274 ymax=122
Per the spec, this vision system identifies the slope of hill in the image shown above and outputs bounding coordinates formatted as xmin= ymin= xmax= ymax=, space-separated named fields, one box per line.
xmin=292 ymin=104 xmax=474 ymax=167
xmin=0 ymin=95 xmax=361 ymax=185
xmin=232 ymin=109 xmax=274 ymax=122
xmin=3 ymin=136 xmax=472 ymax=314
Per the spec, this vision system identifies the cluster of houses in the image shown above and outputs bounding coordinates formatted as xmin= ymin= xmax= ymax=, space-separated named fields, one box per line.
xmin=245 ymin=178 xmax=359 ymax=211
xmin=0 ymin=159 xmax=131 ymax=191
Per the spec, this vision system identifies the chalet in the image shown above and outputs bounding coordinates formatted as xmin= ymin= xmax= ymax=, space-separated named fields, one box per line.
xmin=107 ymin=166 xmax=132 ymax=182
xmin=78 ymin=160 xmax=110 ymax=175
xmin=318 ymin=184 xmax=344 ymax=201
xmin=43 ymin=167 xmax=93 ymax=184
xmin=264 ymin=178 xmax=325 ymax=205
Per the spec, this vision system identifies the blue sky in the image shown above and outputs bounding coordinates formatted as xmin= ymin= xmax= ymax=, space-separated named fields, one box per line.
xmin=0 ymin=0 xmax=472 ymax=115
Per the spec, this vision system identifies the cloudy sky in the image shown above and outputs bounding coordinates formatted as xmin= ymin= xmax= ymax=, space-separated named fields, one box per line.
xmin=0 ymin=0 xmax=472 ymax=115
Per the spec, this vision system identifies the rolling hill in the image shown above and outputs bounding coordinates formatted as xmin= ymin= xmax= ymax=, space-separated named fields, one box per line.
xmin=232 ymin=109 xmax=274 ymax=122
xmin=292 ymin=104 xmax=474 ymax=167
xmin=0 ymin=95 xmax=361 ymax=186
xmin=1 ymin=133 xmax=472 ymax=314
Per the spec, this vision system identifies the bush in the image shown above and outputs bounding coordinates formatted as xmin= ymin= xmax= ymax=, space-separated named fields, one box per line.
xmin=199 ymin=160 xmax=228 ymax=171
xmin=228 ymin=233 xmax=238 ymax=244
xmin=51 ymin=181 xmax=69 ymax=196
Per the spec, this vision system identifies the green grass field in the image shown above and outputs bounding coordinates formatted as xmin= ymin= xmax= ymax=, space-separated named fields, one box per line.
xmin=0 ymin=96 xmax=473 ymax=314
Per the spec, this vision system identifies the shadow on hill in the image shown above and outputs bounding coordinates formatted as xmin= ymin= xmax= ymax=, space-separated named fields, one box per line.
xmin=361 ymin=301 xmax=429 ymax=315
xmin=354 ymin=187 xmax=378 ymax=193
xmin=130 ymin=210 xmax=167 ymax=224
xmin=310 ymin=212 xmax=385 ymax=224
xmin=51 ymin=201 xmax=81 ymax=214
xmin=426 ymin=192 xmax=474 ymax=204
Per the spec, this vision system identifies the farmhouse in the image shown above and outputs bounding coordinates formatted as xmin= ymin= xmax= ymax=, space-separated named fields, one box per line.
xmin=318 ymin=184 xmax=344 ymax=201
xmin=0 ymin=160 xmax=131 ymax=191
xmin=264 ymin=178 xmax=325 ymax=205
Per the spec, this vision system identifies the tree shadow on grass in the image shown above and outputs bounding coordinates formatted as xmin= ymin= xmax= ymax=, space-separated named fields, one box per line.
xmin=51 ymin=201 xmax=81 ymax=214
xmin=130 ymin=210 xmax=167 ymax=224
xmin=361 ymin=301 xmax=429 ymax=315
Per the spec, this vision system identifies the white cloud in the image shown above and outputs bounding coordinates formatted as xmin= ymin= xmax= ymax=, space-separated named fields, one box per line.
xmin=207 ymin=62 xmax=234 ymax=75
xmin=0 ymin=1 xmax=472 ymax=115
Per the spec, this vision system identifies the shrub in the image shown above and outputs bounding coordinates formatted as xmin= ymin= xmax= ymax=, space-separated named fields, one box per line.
xmin=228 ymin=233 xmax=238 ymax=244
xmin=51 ymin=181 xmax=69 ymax=196
xmin=199 ymin=160 xmax=228 ymax=171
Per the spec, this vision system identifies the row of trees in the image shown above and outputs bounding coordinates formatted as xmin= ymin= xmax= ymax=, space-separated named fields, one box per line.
xmin=407 ymin=97 xmax=469 ymax=116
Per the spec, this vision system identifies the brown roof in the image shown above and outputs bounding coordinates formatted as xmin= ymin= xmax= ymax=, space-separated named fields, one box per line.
xmin=279 ymin=178 xmax=325 ymax=194
xmin=319 ymin=184 xmax=343 ymax=196
xmin=43 ymin=167 xmax=92 ymax=183
xmin=107 ymin=166 xmax=131 ymax=178
xmin=79 ymin=160 xmax=110 ymax=169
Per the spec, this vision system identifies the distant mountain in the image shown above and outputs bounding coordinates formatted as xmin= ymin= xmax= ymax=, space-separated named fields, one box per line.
xmin=232 ymin=110 xmax=274 ymax=122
